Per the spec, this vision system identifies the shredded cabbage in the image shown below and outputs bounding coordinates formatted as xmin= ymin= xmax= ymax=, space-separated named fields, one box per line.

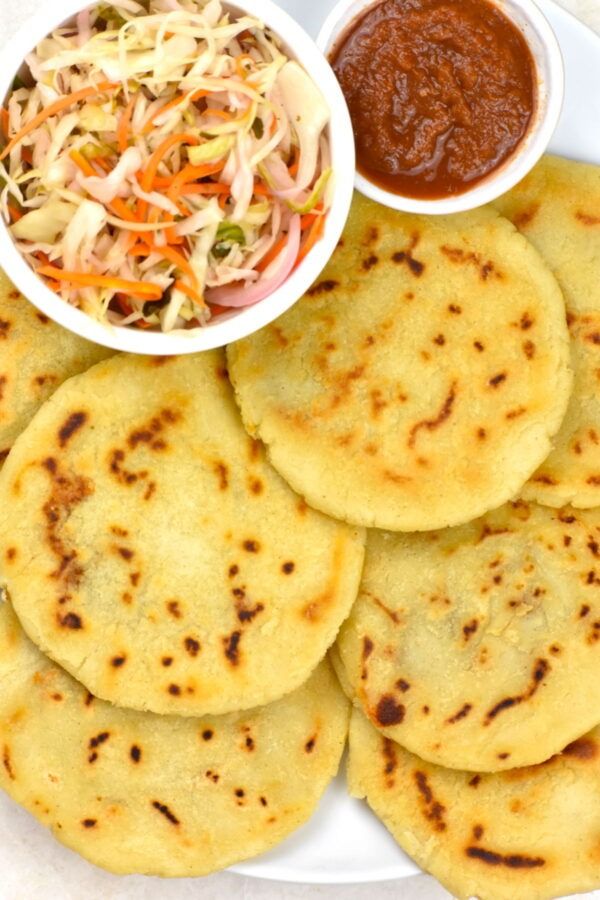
xmin=0 ymin=0 xmax=332 ymax=331
xmin=11 ymin=198 xmax=77 ymax=243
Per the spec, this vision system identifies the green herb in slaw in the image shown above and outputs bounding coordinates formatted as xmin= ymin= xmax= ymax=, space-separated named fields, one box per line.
xmin=0 ymin=0 xmax=333 ymax=331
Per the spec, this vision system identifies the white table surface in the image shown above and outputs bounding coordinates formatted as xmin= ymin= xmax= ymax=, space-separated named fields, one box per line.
xmin=0 ymin=0 xmax=599 ymax=897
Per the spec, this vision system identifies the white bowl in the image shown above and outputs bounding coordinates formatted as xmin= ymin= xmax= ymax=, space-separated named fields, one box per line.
xmin=317 ymin=0 xmax=564 ymax=215
xmin=0 ymin=0 xmax=355 ymax=354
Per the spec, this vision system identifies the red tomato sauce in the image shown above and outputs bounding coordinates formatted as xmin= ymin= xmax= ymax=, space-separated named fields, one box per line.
xmin=331 ymin=0 xmax=537 ymax=199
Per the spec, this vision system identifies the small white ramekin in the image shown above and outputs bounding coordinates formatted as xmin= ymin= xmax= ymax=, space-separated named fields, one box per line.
xmin=317 ymin=0 xmax=564 ymax=216
xmin=0 ymin=0 xmax=355 ymax=354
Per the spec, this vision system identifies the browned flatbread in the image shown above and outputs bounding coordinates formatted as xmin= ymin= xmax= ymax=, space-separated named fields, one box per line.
xmin=494 ymin=154 xmax=600 ymax=507
xmin=0 ymin=600 xmax=349 ymax=876
xmin=336 ymin=500 xmax=600 ymax=771
xmin=0 ymin=268 xmax=112 ymax=463
xmin=349 ymin=709 xmax=600 ymax=900
xmin=0 ymin=351 xmax=364 ymax=716
xmin=228 ymin=194 xmax=572 ymax=531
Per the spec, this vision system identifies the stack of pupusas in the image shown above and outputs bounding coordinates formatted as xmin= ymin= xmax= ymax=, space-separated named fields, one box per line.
xmin=0 ymin=303 xmax=364 ymax=873
xmin=227 ymin=155 xmax=600 ymax=900
xmin=0 ymin=155 xmax=598 ymax=895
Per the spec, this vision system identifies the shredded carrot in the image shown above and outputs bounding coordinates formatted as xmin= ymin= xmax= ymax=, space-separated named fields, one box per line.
xmin=141 ymin=98 xmax=181 ymax=134
xmin=21 ymin=146 xmax=33 ymax=165
xmin=162 ymin=247 xmax=195 ymax=283
xmin=161 ymin=161 xmax=225 ymax=191
xmin=141 ymin=89 xmax=209 ymax=134
xmin=300 ymin=212 xmax=319 ymax=229
xmin=36 ymin=265 xmax=163 ymax=299
xmin=69 ymin=149 xmax=96 ymax=177
xmin=180 ymin=182 xmax=230 ymax=196
xmin=133 ymin=204 xmax=161 ymax=243
xmin=144 ymin=209 xmax=184 ymax=246
xmin=129 ymin=242 xmax=198 ymax=288
xmin=205 ymin=303 xmax=230 ymax=317
xmin=252 ymin=181 xmax=270 ymax=197
xmin=174 ymin=279 xmax=206 ymax=307
xmin=7 ymin=203 xmax=23 ymax=223
xmin=235 ymin=53 xmax=254 ymax=80
xmin=140 ymin=133 xmax=199 ymax=193
xmin=117 ymin=95 xmax=135 ymax=153
xmin=296 ymin=213 xmax=326 ymax=265
xmin=152 ymin=243 xmax=198 ymax=286
xmin=149 ymin=176 xmax=170 ymax=189
xmin=173 ymin=197 xmax=191 ymax=215
xmin=256 ymin=235 xmax=287 ymax=273
xmin=127 ymin=242 xmax=151 ymax=256
xmin=70 ymin=150 xmax=141 ymax=223
xmin=127 ymin=240 xmax=150 ymax=256
xmin=0 ymin=81 xmax=118 ymax=161
xmin=136 ymin=135 xmax=199 ymax=221
xmin=288 ymin=161 xmax=299 ymax=177
xmin=202 ymin=107 xmax=233 ymax=121
xmin=128 ymin=241 xmax=202 ymax=301
xmin=110 ymin=197 xmax=141 ymax=223
xmin=161 ymin=212 xmax=185 ymax=245
xmin=189 ymin=88 xmax=211 ymax=104
xmin=94 ymin=157 xmax=112 ymax=173
xmin=0 ymin=108 xmax=9 ymax=139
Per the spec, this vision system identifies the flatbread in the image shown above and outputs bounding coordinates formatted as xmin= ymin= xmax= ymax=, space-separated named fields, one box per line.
xmin=0 ymin=352 xmax=364 ymax=716
xmin=0 ymin=600 xmax=348 ymax=877
xmin=493 ymin=155 xmax=600 ymax=316
xmin=336 ymin=500 xmax=600 ymax=771
xmin=227 ymin=194 xmax=572 ymax=531
xmin=0 ymin=268 xmax=112 ymax=464
xmin=494 ymin=155 xmax=600 ymax=509
xmin=348 ymin=709 xmax=600 ymax=900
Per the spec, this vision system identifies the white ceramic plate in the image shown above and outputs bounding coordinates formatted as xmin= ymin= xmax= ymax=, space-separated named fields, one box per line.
xmin=233 ymin=0 xmax=600 ymax=884
xmin=0 ymin=0 xmax=599 ymax=893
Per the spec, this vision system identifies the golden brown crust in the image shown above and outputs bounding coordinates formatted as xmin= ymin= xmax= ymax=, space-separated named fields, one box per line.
xmin=228 ymin=195 xmax=572 ymax=531
xmin=348 ymin=710 xmax=600 ymax=900
xmin=0 ymin=352 xmax=364 ymax=715
xmin=495 ymin=155 xmax=600 ymax=508
xmin=337 ymin=501 xmax=600 ymax=771
xmin=0 ymin=269 xmax=112 ymax=463
xmin=0 ymin=603 xmax=349 ymax=876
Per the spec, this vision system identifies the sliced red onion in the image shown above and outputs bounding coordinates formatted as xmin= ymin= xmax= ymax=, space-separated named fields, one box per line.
xmin=231 ymin=135 xmax=254 ymax=222
xmin=263 ymin=155 xmax=308 ymax=204
xmin=206 ymin=215 xmax=300 ymax=309
xmin=76 ymin=9 xmax=91 ymax=47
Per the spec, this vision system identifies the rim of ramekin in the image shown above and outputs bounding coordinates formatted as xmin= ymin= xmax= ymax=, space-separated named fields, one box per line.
xmin=317 ymin=0 xmax=564 ymax=216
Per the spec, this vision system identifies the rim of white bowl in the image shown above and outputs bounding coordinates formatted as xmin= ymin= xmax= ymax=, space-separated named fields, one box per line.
xmin=317 ymin=0 xmax=564 ymax=216
xmin=0 ymin=0 xmax=355 ymax=354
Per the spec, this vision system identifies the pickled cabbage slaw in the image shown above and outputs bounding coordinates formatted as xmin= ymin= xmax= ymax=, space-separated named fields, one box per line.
xmin=0 ymin=0 xmax=332 ymax=331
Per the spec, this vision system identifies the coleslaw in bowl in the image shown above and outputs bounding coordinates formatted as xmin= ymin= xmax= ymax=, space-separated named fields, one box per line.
xmin=0 ymin=0 xmax=354 ymax=353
